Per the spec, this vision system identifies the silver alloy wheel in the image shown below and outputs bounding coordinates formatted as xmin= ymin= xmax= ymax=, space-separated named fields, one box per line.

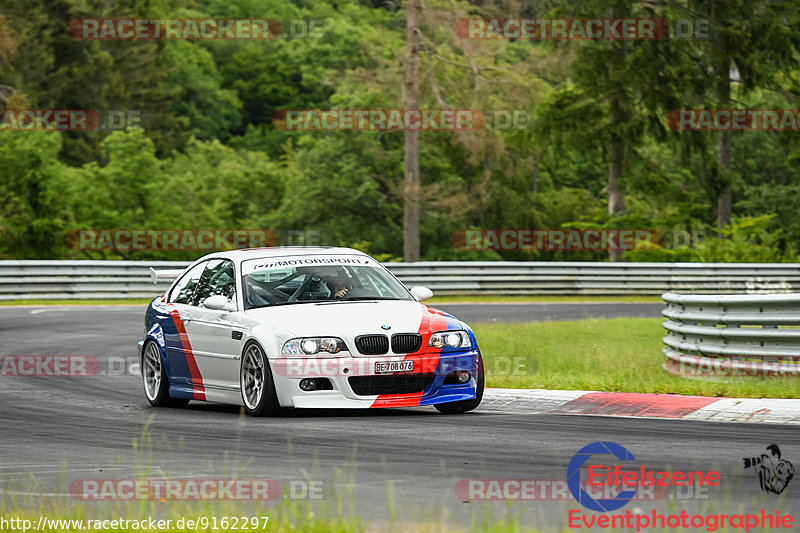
xmin=143 ymin=342 xmax=162 ymax=401
xmin=242 ymin=344 xmax=265 ymax=409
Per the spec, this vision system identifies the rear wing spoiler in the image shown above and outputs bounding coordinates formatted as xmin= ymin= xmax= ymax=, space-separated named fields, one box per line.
xmin=149 ymin=267 xmax=185 ymax=285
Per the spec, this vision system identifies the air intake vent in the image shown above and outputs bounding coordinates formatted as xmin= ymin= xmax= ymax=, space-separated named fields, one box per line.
xmin=355 ymin=334 xmax=389 ymax=355
xmin=349 ymin=374 xmax=434 ymax=396
xmin=391 ymin=333 xmax=423 ymax=354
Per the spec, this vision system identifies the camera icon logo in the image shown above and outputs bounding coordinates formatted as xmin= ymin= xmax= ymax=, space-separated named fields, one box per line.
xmin=743 ymin=444 xmax=794 ymax=494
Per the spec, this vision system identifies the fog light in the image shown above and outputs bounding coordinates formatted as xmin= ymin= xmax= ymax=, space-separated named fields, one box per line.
xmin=299 ymin=378 xmax=317 ymax=391
xmin=457 ymin=371 xmax=471 ymax=384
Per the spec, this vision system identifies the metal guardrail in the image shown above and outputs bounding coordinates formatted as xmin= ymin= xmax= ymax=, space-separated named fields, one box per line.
xmin=0 ymin=260 xmax=192 ymax=300
xmin=661 ymin=292 xmax=800 ymax=377
xmin=390 ymin=262 xmax=799 ymax=295
xmin=0 ymin=260 xmax=799 ymax=300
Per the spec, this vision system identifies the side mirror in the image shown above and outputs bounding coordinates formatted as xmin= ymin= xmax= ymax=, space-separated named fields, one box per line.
xmin=409 ymin=286 xmax=433 ymax=302
xmin=204 ymin=295 xmax=234 ymax=311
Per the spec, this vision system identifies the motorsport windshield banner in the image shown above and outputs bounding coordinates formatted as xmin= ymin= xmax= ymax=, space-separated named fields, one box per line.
xmin=241 ymin=254 xmax=378 ymax=275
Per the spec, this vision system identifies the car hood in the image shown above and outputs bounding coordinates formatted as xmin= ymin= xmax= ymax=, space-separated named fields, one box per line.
xmin=243 ymin=300 xmax=463 ymax=340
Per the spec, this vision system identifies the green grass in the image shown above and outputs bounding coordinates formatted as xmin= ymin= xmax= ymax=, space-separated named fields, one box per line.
xmin=476 ymin=317 xmax=800 ymax=398
xmin=2 ymin=504 xmax=361 ymax=533
xmin=2 ymin=472 xmax=369 ymax=532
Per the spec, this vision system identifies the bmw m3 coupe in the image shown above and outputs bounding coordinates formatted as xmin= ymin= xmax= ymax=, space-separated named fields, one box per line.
xmin=138 ymin=247 xmax=484 ymax=415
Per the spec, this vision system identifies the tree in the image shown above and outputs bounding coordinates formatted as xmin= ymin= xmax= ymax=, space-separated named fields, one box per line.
xmin=680 ymin=0 xmax=797 ymax=230
xmin=0 ymin=133 xmax=70 ymax=258
xmin=403 ymin=0 xmax=422 ymax=261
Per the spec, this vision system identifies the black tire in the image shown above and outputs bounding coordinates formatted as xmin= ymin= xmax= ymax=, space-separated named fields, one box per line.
xmin=141 ymin=340 xmax=190 ymax=408
xmin=435 ymin=353 xmax=484 ymax=414
xmin=240 ymin=341 xmax=280 ymax=416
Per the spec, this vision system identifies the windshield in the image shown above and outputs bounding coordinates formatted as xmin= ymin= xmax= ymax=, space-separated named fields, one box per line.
xmin=241 ymin=255 xmax=414 ymax=309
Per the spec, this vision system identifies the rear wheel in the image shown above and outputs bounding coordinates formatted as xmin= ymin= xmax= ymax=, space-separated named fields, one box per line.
xmin=435 ymin=353 xmax=484 ymax=414
xmin=142 ymin=341 xmax=189 ymax=408
xmin=241 ymin=342 xmax=280 ymax=416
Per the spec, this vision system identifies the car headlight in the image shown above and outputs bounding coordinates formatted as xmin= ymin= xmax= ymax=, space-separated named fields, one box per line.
xmin=429 ymin=330 xmax=472 ymax=350
xmin=281 ymin=337 xmax=347 ymax=356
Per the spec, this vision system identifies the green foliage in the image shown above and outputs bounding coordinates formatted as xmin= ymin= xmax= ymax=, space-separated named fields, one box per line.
xmin=161 ymin=40 xmax=242 ymax=141
xmin=0 ymin=132 xmax=69 ymax=258
xmin=1 ymin=0 xmax=799 ymax=262
xmin=626 ymin=215 xmax=799 ymax=263
xmin=695 ymin=215 xmax=798 ymax=263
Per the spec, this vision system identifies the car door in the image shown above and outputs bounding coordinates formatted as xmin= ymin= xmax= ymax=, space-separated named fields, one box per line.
xmin=163 ymin=261 xmax=208 ymax=394
xmin=184 ymin=259 xmax=240 ymax=396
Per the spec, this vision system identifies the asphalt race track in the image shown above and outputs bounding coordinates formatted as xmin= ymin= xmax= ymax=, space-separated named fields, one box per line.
xmin=1 ymin=304 xmax=798 ymax=530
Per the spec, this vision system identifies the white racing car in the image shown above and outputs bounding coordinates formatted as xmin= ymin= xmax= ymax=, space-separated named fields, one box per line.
xmin=138 ymin=247 xmax=484 ymax=415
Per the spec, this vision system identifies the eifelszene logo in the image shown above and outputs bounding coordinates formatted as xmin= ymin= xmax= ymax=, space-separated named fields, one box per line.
xmin=568 ymin=441 xmax=637 ymax=512
xmin=567 ymin=441 xmax=720 ymax=512
xmin=744 ymin=445 xmax=795 ymax=494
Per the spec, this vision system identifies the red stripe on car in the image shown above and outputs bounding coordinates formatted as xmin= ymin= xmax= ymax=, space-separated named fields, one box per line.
xmin=166 ymin=304 xmax=206 ymax=400
xmin=370 ymin=305 xmax=449 ymax=407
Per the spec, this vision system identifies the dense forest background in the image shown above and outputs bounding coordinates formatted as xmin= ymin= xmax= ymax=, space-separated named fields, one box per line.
xmin=1 ymin=0 xmax=800 ymax=262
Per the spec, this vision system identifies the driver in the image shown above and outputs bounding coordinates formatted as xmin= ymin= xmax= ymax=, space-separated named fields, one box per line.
xmin=325 ymin=272 xmax=351 ymax=299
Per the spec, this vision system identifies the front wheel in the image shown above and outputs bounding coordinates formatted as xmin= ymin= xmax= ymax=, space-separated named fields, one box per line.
xmin=435 ymin=354 xmax=484 ymax=414
xmin=142 ymin=341 xmax=189 ymax=408
xmin=240 ymin=342 xmax=280 ymax=416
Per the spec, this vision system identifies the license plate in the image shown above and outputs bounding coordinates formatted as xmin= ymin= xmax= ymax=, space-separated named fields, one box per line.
xmin=375 ymin=360 xmax=413 ymax=374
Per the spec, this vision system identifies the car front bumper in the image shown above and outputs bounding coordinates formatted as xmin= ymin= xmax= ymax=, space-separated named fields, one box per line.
xmin=270 ymin=350 xmax=481 ymax=409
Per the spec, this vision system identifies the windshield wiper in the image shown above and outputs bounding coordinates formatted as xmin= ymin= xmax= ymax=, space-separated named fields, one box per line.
xmin=251 ymin=297 xmax=406 ymax=308
xmin=248 ymin=301 xmax=315 ymax=308
xmin=335 ymin=297 xmax=403 ymax=301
